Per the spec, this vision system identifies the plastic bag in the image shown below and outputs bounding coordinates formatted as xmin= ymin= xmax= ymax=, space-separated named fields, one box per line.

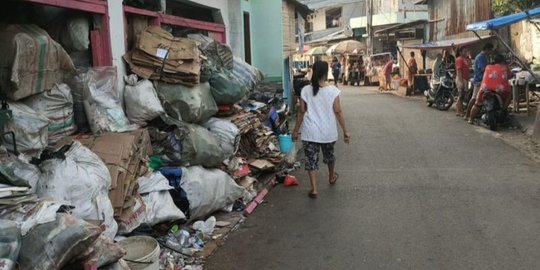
xmin=155 ymin=81 xmax=218 ymax=124
xmin=0 ymin=199 xmax=68 ymax=236
xmin=0 ymin=220 xmax=20 ymax=270
xmin=233 ymin=56 xmax=264 ymax=90
xmin=60 ymin=15 xmax=90 ymax=52
xmin=22 ymin=83 xmax=77 ymax=144
xmin=124 ymin=74 xmax=164 ymax=124
xmin=37 ymin=141 xmax=118 ymax=238
xmin=4 ymin=101 xmax=49 ymax=153
xmin=182 ymin=124 xmax=226 ymax=167
xmin=180 ymin=166 xmax=245 ymax=220
xmin=202 ymin=117 xmax=240 ymax=158
xmin=0 ymin=154 xmax=40 ymax=192
xmin=209 ymin=69 xmax=249 ymax=104
xmin=65 ymin=234 xmax=126 ymax=269
xmin=65 ymin=70 xmax=90 ymax=132
xmin=83 ymin=67 xmax=134 ymax=133
xmin=137 ymin=172 xmax=186 ymax=226
xmin=18 ymin=214 xmax=101 ymax=270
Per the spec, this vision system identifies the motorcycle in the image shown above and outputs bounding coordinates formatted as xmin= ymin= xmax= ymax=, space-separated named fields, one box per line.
xmin=425 ymin=71 xmax=455 ymax=110
xmin=479 ymin=89 xmax=508 ymax=131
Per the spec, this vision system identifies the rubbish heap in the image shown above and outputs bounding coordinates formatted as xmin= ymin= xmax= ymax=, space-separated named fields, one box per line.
xmin=0 ymin=23 xmax=291 ymax=270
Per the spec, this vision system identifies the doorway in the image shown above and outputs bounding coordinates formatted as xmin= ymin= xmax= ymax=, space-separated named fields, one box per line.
xmin=243 ymin=11 xmax=251 ymax=64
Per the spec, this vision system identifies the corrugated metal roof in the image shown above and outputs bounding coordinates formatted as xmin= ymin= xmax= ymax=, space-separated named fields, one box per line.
xmin=298 ymin=0 xmax=364 ymax=10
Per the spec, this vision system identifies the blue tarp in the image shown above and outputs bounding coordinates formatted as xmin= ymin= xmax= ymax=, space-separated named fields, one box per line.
xmin=467 ymin=7 xmax=540 ymax=31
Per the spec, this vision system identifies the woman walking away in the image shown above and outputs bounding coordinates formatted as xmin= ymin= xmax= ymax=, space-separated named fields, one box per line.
xmin=292 ymin=61 xmax=351 ymax=199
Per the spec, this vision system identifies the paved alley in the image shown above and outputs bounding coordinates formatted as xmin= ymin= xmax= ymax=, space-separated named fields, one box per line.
xmin=206 ymin=86 xmax=540 ymax=270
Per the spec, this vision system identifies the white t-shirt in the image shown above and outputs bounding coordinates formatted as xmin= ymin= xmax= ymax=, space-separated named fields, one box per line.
xmin=300 ymin=85 xmax=340 ymax=143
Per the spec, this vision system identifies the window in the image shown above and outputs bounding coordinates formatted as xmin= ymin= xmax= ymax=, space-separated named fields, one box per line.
xmin=326 ymin=7 xmax=342 ymax=29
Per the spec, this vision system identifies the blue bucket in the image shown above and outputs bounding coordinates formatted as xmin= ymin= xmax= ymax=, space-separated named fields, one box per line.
xmin=278 ymin=134 xmax=293 ymax=153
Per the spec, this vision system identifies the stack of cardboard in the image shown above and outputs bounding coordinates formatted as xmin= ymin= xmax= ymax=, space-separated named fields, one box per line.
xmin=227 ymin=111 xmax=260 ymax=135
xmin=123 ymin=26 xmax=201 ymax=86
xmin=57 ymin=129 xmax=152 ymax=217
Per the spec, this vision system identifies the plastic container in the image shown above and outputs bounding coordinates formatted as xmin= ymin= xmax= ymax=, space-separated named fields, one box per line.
xmin=119 ymin=236 xmax=160 ymax=270
xmin=278 ymin=134 xmax=293 ymax=153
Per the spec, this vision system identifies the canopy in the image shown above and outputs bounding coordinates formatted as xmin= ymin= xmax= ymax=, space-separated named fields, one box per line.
xmin=374 ymin=19 xmax=427 ymax=35
xmin=332 ymin=40 xmax=367 ymax=54
xmin=326 ymin=43 xmax=339 ymax=56
xmin=305 ymin=46 xmax=328 ymax=56
xmin=466 ymin=7 xmax=540 ymax=31
xmin=402 ymin=35 xmax=493 ymax=50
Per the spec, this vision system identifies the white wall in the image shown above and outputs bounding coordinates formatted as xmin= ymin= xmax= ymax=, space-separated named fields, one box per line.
xmin=107 ymin=0 xmax=127 ymax=97
xmin=311 ymin=9 xmax=327 ymax=31
xmin=190 ymin=0 xmax=231 ymax=44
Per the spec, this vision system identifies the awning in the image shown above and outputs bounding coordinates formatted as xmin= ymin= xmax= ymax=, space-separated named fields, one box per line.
xmin=374 ymin=19 xmax=428 ymax=35
xmin=466 ymin=7 xmax=540 ymax=31
xmin=402 ymin=35 xmax=494 ymax=50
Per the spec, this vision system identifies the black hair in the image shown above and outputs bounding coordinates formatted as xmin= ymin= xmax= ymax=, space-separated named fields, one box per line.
xmin=483 ymin=43 xmax=494 ymax=51
xmin=311 ymin=60 xmax=329 ymax=96
xmin=455 ymin=48 xmax=462 ymax=58
xmin=493 ymin=54 xmax=505 ymax=64
xmin=410 ymin=51 xmax=415 ymax=57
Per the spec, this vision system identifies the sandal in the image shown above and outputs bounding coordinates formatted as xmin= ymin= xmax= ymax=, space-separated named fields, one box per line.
xmin=308 ymin=191 xmax=317 ymax=199
xmin=329 ymin=172 xmax=339 ymax=185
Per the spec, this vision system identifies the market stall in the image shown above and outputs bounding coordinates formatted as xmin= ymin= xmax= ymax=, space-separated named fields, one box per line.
xmin=466 ymin=7 xmax=540 ymax=115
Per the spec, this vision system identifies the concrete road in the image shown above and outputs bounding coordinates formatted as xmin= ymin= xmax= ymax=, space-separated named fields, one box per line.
xmin=205 ymin=86 xmax=540 ymax=270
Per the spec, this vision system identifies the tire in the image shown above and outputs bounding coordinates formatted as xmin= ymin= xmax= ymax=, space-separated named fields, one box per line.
xmin=487 ymin=110 xmax=497 ymax=131
xmin=436 ymin=91 xmax=454 ymax=111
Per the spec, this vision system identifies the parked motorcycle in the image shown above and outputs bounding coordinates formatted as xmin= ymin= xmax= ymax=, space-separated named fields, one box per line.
xmin=479 ymin=90 xmax=508 ymax=131
xmin=425 ymin=71 xmax=455 ymax=110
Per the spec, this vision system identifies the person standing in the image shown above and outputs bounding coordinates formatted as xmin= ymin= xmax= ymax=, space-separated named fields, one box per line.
xmin=331 ymin=57 xmax=341 ymax=86
xmin=455 ymin=48 xmax=471 ymax=116
xmin=383 ymin=57 xmax=394 ymax=91
xmin=465 ymin=43 xmax=494 ymax=121
xmin=292 ymin=60 xmax=351 ymax=198
xmin=407 ymin=51 xmax=418 ymax=89
xmin=432 ymin=53 xmax=443 ymax=83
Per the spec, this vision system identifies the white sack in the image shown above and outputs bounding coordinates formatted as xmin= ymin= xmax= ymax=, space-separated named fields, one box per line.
xmin=202 ymin=117 xmax=240 ymax=158
xmin=22 ymin=83 xmax=76 ymax=143
xmin=37 ymin=141 xmax=118 ymax=238
xmin=124 ymin=75 xmax=164 ymax=124
xmin=4 ymin=102 xmax=49 ymax=153
xmin=137 ymin=172 xmax=185 ymax=226
xmin=180 ymin=166 xmax=245 ymax=220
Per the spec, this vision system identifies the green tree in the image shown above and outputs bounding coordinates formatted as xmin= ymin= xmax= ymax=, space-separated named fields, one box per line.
xmin=492 ymin=0 xmax=539 ymax=16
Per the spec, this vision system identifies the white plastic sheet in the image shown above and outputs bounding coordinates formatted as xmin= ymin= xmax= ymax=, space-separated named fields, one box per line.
xmin=37 ymin=141 xmax=118 ymax=238
xmin=124 ymin=74 xmax=164 ymax=124
xmin=83 ymin=67 xmax=135 ymax=134
xmin=180 ymin=166 xmax=245 ymax=220
xmin=137 ymin=172 xmax=186 ymax=226
xmin=4 ymin=101 xmax=49 ymax=153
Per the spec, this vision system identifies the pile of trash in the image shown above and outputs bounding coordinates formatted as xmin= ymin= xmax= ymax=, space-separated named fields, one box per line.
xmin=0 ymin=23 xmax=292 ymax=269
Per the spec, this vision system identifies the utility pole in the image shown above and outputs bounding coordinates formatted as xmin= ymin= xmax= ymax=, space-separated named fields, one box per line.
xmin=366 ymin=0 xmax=373 ymax=55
